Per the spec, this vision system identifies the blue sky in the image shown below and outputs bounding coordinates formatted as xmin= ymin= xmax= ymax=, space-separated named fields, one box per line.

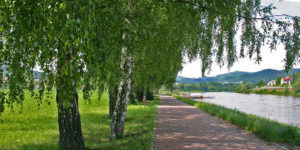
xmin=179 ymin=0 xmax=300 ymax=78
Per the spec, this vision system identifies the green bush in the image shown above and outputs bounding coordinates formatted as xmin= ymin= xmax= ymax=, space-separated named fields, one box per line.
xmin=236 ymin=83 xmax=252 ymax=93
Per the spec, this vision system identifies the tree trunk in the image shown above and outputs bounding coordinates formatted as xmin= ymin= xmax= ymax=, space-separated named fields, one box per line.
xmin=129 ymin=92 xmax=136 ymax=104
xmin=143 ymin=87 xmax=147 ymax=105
xmin=56 ymin=90 xmax=85 ymax=150
xmin=56 ymin=44 xmax=85 ymax=149
xmin=155 ymin=89 xmax=159 ymax=95
xmin=129 ymin=80 xmax=136 ymax=104
xmin=135 ymin=86 xmax=144 ymax=102
xmin=110 ymin=47 xmax=133 ymax=140
xmin=110 ymin=0 xmax=133 ymax=140
xmin=108 ymin=85 xmax=118 ymax=118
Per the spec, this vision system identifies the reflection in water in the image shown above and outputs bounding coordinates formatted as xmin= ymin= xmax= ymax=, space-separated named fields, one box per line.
xmin=193 ymin=92 xmax=300 ymax=128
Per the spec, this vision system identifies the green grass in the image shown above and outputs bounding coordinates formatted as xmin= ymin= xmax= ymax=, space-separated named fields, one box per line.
xmin=251 ymin=89 xmax=300 ymax=97
xmin=175 ymin=95 xmax=300 ymax=146
xmin=0 ymin=91 xmax=159 ymax=150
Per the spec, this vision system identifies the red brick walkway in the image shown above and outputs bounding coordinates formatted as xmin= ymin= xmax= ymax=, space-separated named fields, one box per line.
xmin=154 ymin=95 xmax=281 ymax=150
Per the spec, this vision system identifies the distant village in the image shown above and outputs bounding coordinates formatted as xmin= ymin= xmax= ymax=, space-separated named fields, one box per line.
xmin=267 ymin=76 xmax=293 ymax=86
xmin=251 ymin=76 xmax=296 ymax=93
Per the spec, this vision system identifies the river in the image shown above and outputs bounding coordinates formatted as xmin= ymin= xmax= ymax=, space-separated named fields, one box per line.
xmin=191 ymin=92 xmax=300 ymax=128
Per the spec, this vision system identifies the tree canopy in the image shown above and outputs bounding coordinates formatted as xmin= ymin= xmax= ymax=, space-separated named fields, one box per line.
xmin=0 ymin=0 xmax=299 ymax=149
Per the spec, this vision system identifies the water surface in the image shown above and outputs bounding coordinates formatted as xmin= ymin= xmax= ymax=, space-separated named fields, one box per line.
xmin=192 ymin=92 xmax=300 ymax=127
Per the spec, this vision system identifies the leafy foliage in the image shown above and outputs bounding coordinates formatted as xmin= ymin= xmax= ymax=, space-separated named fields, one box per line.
xmin=0 ymin=0 xmax=299 ymax=148
xmin=0 ymin=0 xmax=298 ymax=110
xmin=256 ymin=80 xmax=265 ymax=87
xmin=237 ymin=82 xmax=252 ymax=93
xmin=276 ymin=76 xmax=282 ymax=86
xmin=292 ymin=73 xmax=300 ymax=93
xmin=174 ymin=82 xmax=241 ymax=92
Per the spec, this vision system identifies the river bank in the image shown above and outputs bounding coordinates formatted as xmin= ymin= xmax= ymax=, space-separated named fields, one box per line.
xmin=174 ymin=88 xmax=300 ymax=97
xmin=182 ymin=92 xmax=300 ymax=127
xmin=250 ymin=87 xmax=300 ymax=97
xmin=174 ymin=95 xmax=300 ymax=147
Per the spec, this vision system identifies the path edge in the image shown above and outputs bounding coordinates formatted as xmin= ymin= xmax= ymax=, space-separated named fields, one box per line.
xmin=150 ymin=95 xmax=160 ymax=150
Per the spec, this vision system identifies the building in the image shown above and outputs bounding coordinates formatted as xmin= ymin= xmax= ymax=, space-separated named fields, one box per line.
xmin=281 ymin=76 xmax=293 ymax=85
xmin=2 ymin=77 xmax=8 ymax=81
xmin=267 ymin=80 xmax=276 ymax=86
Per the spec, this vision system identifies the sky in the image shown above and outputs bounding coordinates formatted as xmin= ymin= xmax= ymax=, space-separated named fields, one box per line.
xmin=178 ymin=0 xmax=300 ymax=78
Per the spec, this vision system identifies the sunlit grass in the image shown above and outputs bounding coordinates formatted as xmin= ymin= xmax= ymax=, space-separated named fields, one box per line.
xmin=175 ymin=95 xmax=300 ymax=146
xmin=0 ymin=91 xmax=159 ymax=150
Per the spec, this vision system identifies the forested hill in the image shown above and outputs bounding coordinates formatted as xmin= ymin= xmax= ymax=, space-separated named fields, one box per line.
xmin=177 ymin=69 xmax=300 ymax=84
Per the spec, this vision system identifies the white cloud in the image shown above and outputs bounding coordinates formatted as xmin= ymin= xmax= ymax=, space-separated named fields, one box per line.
xmin=284 ymin=0 xmax=300 ymax=2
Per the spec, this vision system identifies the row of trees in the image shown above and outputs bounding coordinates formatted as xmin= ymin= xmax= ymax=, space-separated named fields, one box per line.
xmin=236 ymin=82 xmax=253 ymax=93
xmin=0 ymin=0 xmax=299 ymax=149
xmin=292 ymin=74 xmax=299 ymax=93
xmin=175 ymin=82 xmax=241 ymax=92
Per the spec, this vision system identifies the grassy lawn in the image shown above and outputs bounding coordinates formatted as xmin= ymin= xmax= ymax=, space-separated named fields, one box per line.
xmin=0 ymin=91 xmax=159 ymax=150
xmin=175 ymin=95 xmax=300 ymax=146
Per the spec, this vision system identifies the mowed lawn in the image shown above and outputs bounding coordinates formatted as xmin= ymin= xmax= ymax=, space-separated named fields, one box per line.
xmin=0 ymin=91 xmax=159 ymax=150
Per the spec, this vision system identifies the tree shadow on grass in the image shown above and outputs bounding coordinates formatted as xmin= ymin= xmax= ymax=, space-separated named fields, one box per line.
xmin=83 ymin=106 xmax=156 ymax=150
xmin=10 ymin=99 xmax=158 ymax=150
xmin=81 ymin=112 xmax=150 ymax=139
xmin=20 ymin=145 xmax=58 ymax=150
xmin=15 ymin=140 xmax=59 ymax=150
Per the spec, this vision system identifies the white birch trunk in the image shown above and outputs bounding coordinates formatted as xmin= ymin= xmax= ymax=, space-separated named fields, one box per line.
xmin=110 ymin=46 xmax=133 ymax=140
xmin=110 ymin=0 xmax=133 ymax=140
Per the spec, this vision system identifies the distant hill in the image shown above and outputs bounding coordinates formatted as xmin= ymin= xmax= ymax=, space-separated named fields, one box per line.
xmin=215 ymin=71 xmax=248 ymax=80
xmin=177 ymin=68 xmax=300 ymax=84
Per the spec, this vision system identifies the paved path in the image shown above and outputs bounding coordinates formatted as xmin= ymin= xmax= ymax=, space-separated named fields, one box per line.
xmin=154 ymin=95 xmax=281 ymax=150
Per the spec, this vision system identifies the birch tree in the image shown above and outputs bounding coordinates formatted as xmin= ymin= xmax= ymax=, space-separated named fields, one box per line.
xmin=0 ymin=0 xmax=299 ymax=149
xmin=0 ymin=1 xmax=120 ymax=149
xmin=109 ymin=0 xmax=299 ymax=139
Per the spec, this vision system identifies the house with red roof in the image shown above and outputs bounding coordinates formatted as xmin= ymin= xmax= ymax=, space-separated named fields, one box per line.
xmin=267 ymin=80 xmax=276 ymax=86
xmin=281 ymin=76 xmax=293 ymax=85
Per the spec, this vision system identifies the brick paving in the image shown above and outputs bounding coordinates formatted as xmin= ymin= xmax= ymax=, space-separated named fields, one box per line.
xmin=154 ymin=95 xmax=281 ymax=150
